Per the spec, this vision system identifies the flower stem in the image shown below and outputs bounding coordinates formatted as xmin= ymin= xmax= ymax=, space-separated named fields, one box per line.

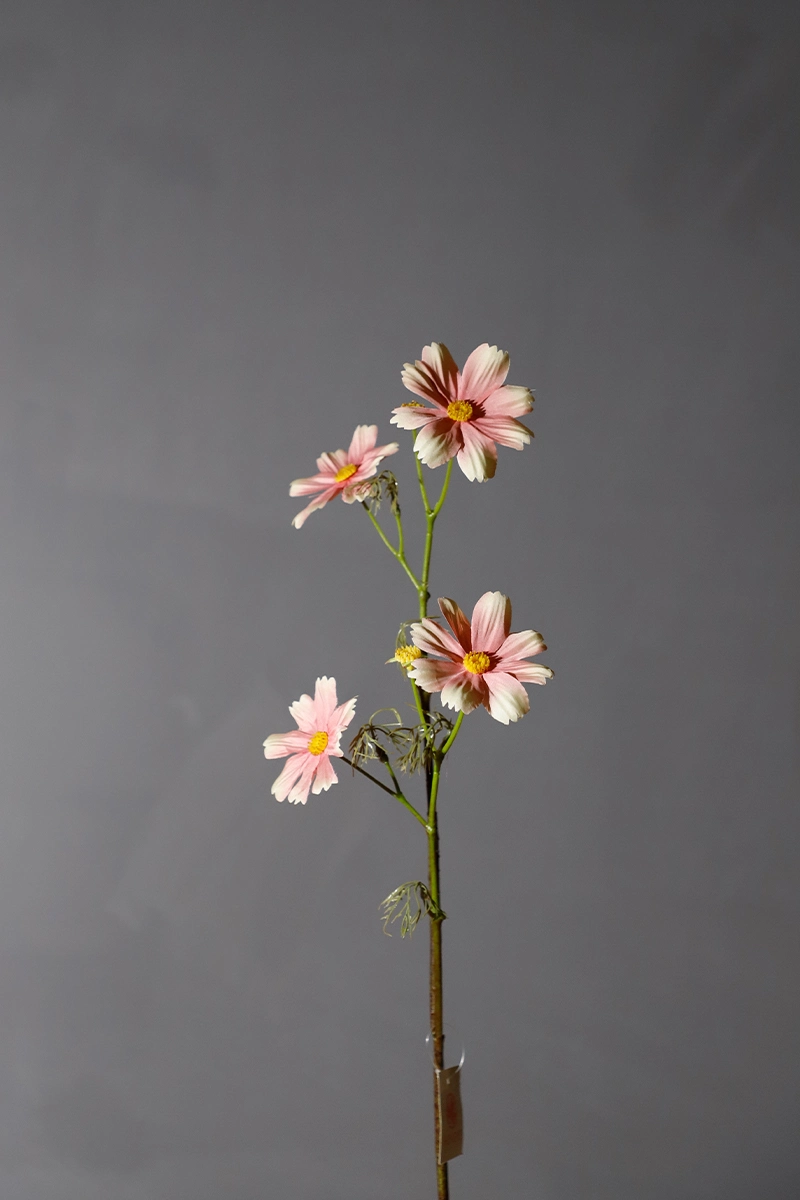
xmin=418 ymin=459 xmax=453 ymax=619
xmin=427 ymin=755 xmax=448 ymax=1199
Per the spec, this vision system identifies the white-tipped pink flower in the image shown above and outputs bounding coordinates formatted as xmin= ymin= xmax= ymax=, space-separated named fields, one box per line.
xmin=263 ymin=676 xmax=357 ymax=804
xmin=391 ymin=343 xmax=534 ymax=482
xmin=290 ymin=424 xmax=399 ymax=529
xmin=409 ymin=592 xmax=553 ymax=724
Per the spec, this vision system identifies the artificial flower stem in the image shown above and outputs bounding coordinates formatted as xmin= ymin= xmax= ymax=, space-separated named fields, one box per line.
xmin=414 ymin=442 xmax=433 ymax=516
xmin=361 ymin=502 xmax=421 ymax=590
xmin=427 ymin=756 xmax=448 ymax=1200
xmin=431 ymin=458 xmax=454 ymax=519
xmin=438 ymin=710 xmax=464 ymax=757
xmin=410 ymin=678 xmax=433 ymax=743
xmin=419 ymin=460 xmax=453 ymax=620
xmin=340 ymin=754 xmax=429 ymax=829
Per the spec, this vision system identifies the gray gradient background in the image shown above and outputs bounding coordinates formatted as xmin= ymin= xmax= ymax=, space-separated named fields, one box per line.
xmin=0 ymin=2 xmax=798 ymax=1197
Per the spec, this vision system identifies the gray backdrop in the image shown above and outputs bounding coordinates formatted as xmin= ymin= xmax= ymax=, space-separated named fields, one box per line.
xmin=0 ymin=1 xmax=798 ymax=1197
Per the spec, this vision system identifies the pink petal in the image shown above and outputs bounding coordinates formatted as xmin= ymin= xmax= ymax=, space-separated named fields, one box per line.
xmin=496 ymin=629 xmax=546 ymax=661
xmin=287 ymin=755 xmax=318 ymax=804
xmin=440 ymin=670 xmax=486 ymax=714
xmin=481 ymin=385 xmax=534 ymax=418
xmin=311 ymin=752 xmax=338 ymax=794
xmin=437 ymin=598 xmax=472 ymax=652
xmin=456 ymin=423 xmax=497 ymax=482
xmin=355 ymin=443 xmax=399 ymax=477
xmin=472 ymin=415 xmax=532 ymax=451
xmin=470 ymin=591 xmax=512 ymax=654
xmin=401 ymin=360 xmax=450 ymax=406
xmin=503 ymin=662 xmax=553 ymax=685
xmin=271 ymin=751 xmax=310 ymax=802
xmin=421 ymin=342 xmax=459 ymax=400
xmin=411 ymin=616 xmax=464 ymax=661
xmin=289 ymin=473 xmax=333 ymax=497
xmin=484 ymin=670 xmax=530 ymax=724
xmin=348 ymin=424 xmax=379 ymax=462
xmin=390 ymin=405 xmax=441 ymax=430
xmin=409 ymin=657 xmax=465 ymax=694
xmin=291 ymin=486 xmax=340 ymax=529
xmin=459 ymin=344 xmax=509 ymax=401
xmin=313 ymin=676 xmax=338 ymax=726
xmin=317 ymin=450 xmax=349 ymax=474
xmin=330 ymin=694 xmax=358 ymax=740
xmin=263 ymin=730 xmax=311 ymax=759
xmin=415 ymin=418 xmax=461 ymax=469
xmin=288 ymin=692 xmax=317 ymax=732
xmin=341 ymin=481 xmax=372 ymax=504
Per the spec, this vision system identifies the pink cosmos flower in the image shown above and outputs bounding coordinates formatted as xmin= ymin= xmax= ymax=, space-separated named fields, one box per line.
xmin=290 ymin=424 xmax=399 ymax=529
xmin=390 ymin=342 xmax=534 ymax=482
xmin=263 ymin=676 xmax=357 ymax=804
xmin=409 ymin=592 xmax=553 ymax=724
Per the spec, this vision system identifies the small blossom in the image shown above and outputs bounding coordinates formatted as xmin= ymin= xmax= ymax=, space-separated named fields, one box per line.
xmin=264 ymin=676 xmax=357 ymax=804
xmin=290 ymin=424 xmax=399 ymax=529
xmin=409 ymin=592 xmax=553 ymax=724
xmin=386 ymin=644 xmax=423 ymax=675
xmin=390 ymin=342 xmax=534 ymax=482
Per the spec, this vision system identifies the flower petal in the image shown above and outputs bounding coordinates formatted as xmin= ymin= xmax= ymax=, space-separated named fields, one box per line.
xmin=288 ymin=692 xmax=317 ymax=732
xmin=390 ymin=405 xmax=441 ymax=430
xmin=313 ymin=676 xmax=338 ymax=726
xmin=347 ymin=424 xmax=379 ymax=461
xmin=287 ymin=755 xmax=318 ymax=804
xmin=470 ymin=591 xmax=512 ymax=654
xmin=415 ymin=418 xmax=461 ymax=469
xmin=437 ymin=598 xmax=472 ymax=652
xmin=330 ymin=694 xmax=358 ymax=741
xmin=472 ymin=415 xmax=532 ymax=451
xmin=411 ymin=616 xmax=464 ymax=661
xmin=263 ymin=730 xmax=310 ymax=759
xmin=401 ymin=359 xmax=450 ymax=407
xmin=456 ymin=423 xmax=497 ymax=481
xmin=409 ymin=657 xmax=465 ymax=694
xmin=496 ymin=629 xmax=547 ymax=661
xmin=459 ymin=344 xmax=509 ymax=401
xmin=481 ymin=385 xmax=534 ymax=418
xmin=291 ymin=486 xmax=340 ymax=528
xmin=311 ymin=752 xmax=338 ymax=793
xmin=484 ymin=671 xmax=530 ymax=724
xmin=421 ymin=342 xmax=459 ymax=399
xmin=271 ymin=751 xmax=310 ymax=801
xmin=316 ymin=450 xmax=349 ymax=474
xmin=503 ymin=662 xmax=554 ymax=685
xmin=289 ymin=473 xmax=333 ymax=497
xmin=440 ymin=670 xmax=486 ymax=714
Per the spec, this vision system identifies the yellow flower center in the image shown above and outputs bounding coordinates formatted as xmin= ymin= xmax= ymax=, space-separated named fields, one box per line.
xmin=308 ymin=730 xmax=329 ymax=755
xmin=446 ymin=399 xmax=473 ymax=422
xmin=334 ymin=463 xmax=358 ymax=483
xmin=395 ymin=645 xmax=422 ymax=666
xmin=463 ymin=650 xmax=490 ymax=675
xmin=401 ymin=401 xmax=425 ymax=407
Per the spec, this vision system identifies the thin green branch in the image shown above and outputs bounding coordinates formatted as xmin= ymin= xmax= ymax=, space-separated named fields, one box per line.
xmin=340 ymin=754 xmax=429 ymax=830
xmin=439 ymin=710 xmax=464 ymax=757
xmin=361 ymin=502 xmax=421 ymax=590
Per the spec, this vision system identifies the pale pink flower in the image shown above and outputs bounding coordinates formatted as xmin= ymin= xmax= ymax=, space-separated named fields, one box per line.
xmin=290 ymin=424 xmax=399 ymax=529
xmin=409 ymin=592 xmax=553 ymax=724
xmin=391 ymin=342 xmax=534 ymax=481
xmin=263 ymin=676 xmax=357 ymax=804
